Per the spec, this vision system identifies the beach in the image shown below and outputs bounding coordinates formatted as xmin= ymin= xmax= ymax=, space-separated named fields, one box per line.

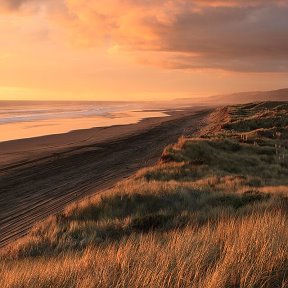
xmin=0 ymin=107 xmax=210 ymax=247
xmin=0 ymin=101 xmax=170 ymax=142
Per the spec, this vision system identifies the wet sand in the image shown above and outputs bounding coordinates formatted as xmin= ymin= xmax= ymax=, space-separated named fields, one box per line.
xmin=0 ymin=110 xmax=168 ymax=142
xmin=0 ymin=107 xmax=211 ymax=247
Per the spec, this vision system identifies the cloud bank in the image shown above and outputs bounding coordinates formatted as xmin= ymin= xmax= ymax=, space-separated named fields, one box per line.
xmin=1 ymin=0 xmax=288 ymax=72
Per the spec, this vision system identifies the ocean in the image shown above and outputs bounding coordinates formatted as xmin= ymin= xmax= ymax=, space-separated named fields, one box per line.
xmin=0 ymin=101 xmax=168 ymax=142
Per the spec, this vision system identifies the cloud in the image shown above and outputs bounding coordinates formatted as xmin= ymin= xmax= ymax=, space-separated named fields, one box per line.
xmin=0 ymin=0 xmax=35 ymax=10
xmin=55 ymin=0 xmax=288 ymax=72
xmin=0 ymin=0 xmax=60 ymax=12
xmin=2 ymin=0 xmax=288 ymax=72
xmin=144 ymin=4 xmax=288 ymax=72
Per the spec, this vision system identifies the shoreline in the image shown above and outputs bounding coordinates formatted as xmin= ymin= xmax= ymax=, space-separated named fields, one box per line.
xmin=0 ymin=108 xmax=202 ymax=168
xmin=0 ymin=109 xmax=169 ymax=143
xmin=0 ymin=107 xmax=211 ymax=247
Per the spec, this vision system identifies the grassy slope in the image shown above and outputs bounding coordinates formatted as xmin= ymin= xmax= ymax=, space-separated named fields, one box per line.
xmin=1 ymin=102 xmax=288 ymax=288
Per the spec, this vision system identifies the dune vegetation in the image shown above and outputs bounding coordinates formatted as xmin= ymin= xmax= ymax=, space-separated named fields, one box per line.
xmin=1 ymin=102 xmax=288 ymax=288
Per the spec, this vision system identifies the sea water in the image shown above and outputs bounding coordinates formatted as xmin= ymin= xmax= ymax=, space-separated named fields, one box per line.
xmin=0 ymin=101 xmax=167 ymax=142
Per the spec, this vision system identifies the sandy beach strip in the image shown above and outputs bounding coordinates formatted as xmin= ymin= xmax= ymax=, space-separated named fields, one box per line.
xmin=0 ymin=107 xmax=211 ymax=248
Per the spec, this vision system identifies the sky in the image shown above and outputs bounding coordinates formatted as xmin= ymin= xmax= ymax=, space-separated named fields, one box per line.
xmin=0 ymin=0 xmax=288 ymax=101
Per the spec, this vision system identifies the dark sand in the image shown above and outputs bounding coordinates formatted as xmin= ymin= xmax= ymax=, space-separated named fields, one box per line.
xmin=0 ymin=108 xmax=211 ymax=247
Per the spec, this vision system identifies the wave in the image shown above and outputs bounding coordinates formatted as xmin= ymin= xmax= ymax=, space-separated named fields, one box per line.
xmin=0 ymin=101 xmax=143 ymax=125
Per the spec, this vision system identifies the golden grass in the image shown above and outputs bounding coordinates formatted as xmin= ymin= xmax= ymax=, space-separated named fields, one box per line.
xmin=1 ymin=213 xmax=287 ymax=288
xmin=1 ymin=102 xmax=288 ymax=287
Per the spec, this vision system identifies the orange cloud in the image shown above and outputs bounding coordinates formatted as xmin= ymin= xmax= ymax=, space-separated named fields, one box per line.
xmin=1 ymin=0 xmax=288 ymax=72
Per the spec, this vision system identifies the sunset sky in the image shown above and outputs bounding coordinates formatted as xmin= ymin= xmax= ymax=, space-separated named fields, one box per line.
xmin=0 ymin=0 xmax=288 ymax=101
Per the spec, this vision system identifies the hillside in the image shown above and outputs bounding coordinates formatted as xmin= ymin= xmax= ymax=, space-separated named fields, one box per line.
xmin=210 ymin=88 xmax=288 ymax=104
xmin=1 ymin=102 xmax=288 ymax=287
xmin=176 ymin=88 xmax=288 ymax=105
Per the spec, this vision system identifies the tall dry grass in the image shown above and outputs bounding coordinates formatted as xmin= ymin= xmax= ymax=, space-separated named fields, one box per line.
xmin=1 ymin=213 xmax=287 ymax=288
